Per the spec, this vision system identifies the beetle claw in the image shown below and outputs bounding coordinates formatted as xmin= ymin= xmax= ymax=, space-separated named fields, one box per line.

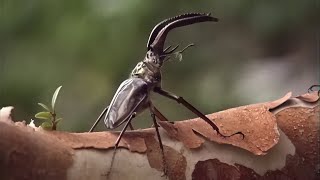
xmin=217 ymin=131 xmax=245 ymax=139
xmin=160 ymin=160 xmax=169 ymax=178
xmin=308 ymin=84 xmax=320 ymax=94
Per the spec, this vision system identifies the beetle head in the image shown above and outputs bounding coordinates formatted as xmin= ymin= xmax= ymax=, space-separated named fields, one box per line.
xmin=143 ymin=50 xmax=162 ymax=68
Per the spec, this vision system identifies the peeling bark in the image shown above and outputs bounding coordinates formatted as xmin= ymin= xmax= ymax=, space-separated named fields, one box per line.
xmin=0 ymin=92 xmax=319 ymax=180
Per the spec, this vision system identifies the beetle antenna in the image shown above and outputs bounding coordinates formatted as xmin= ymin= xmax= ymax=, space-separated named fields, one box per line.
xmin=164 ymin=45 xmax=179 ymax=54
xmin=163 ymin=45 xmax=172 ymax=52
xmin=176 ymin=43 xmax=194 ymax=54
xmin=161 ymin=43 xmax=195 ymax=63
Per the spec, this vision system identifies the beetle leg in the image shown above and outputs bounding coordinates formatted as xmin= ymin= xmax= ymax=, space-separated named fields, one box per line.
xmin=89 ymin=106 xmax=108 ymax=132
xmin=308 ymin=84 xmax=320 ymax=95
xmin=114 ymin=112 xmax=136 ymax=147
xmin=153 ymin=105 xmax=169 ymax=122
xmin=107 ymin=112 xmax=136 ymax=178
xmin=89 ymin=106 xmax=135 ymax=132
xmin=149 ymin=105 xmax=168 ymax=177
xmin=129 ymin=123 xmax=134 ymax=130
xmin=154 ymin=87 xmax=244 ymax=139
xmin=149 ymin=105 xmax=170 ymax=127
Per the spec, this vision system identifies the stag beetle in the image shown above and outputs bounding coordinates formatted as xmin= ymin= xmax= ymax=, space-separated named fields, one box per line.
xmin=89 ymin=13 xmax=244 ymax=177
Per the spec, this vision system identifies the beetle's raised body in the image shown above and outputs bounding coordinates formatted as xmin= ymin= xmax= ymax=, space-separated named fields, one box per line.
xmin=104 ymin=78 xmax=149 ymax=129
xmin=104 ymin=51 xmax=163 ymax=129
xmin=90 ymin=12 xmax=244 ymax=177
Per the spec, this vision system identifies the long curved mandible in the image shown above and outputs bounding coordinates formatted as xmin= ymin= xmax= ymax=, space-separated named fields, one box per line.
xmin=147 ymin=13 xmax=211 ymax=49
xmin=147 ymin=13 xmax=218 ymax=54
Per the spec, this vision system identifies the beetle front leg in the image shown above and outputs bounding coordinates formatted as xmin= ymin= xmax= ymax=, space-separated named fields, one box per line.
xmin=89 ymin=106 xmax=109 ymax=132
xmin=106 ymin=112 xmax=136 ymax=178
xmin=154 ymin=87 xmax=244 ymax=139
xmin=89 ymin=106 xmax=135 ymax=132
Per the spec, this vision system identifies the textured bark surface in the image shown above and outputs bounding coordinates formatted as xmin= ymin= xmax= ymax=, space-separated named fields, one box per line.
xmin=0 ymin=91 xmax=319 ymax=180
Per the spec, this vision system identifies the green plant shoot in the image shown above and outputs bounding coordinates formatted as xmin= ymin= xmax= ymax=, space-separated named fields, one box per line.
xmin=35 ymin=86 xmax=63 ymax=130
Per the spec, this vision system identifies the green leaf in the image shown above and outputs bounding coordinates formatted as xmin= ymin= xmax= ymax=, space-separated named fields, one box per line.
xmin=51 ymin=86 xmax=62 ymax=111
xmin=38 ymin=103 xmax=51 ymax=111
xmin=41 ymin=122 xmax=53 ymax=130
xmin=35 ymin=112 xmax=51 ymax=120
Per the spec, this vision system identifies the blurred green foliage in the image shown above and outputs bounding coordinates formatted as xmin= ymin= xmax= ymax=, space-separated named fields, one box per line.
xmin=0 ymin=0 xmax=318 ymax=132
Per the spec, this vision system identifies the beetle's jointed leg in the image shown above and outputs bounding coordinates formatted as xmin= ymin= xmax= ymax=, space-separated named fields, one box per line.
xmin=308 ymin=84 xmax=320 ymax=95
xmin=129 ymin=123 xmax=135 ymax=130
xmin=150 ymin=105 xmax=168 ymax=176
xmin=154 ymin=87 xmax=244 ymax=139
xmin=89 ymin=106 xmax=135 ymax=132
xmin=114 ymin=113 xmax=136 ymax=147
xmin=150 ymin=105 xmax=170 ymax=128
xmin=106 ymin=112 xmax=136 ymax=178
xmin=89 ymin=106 xmax=109 ymax=132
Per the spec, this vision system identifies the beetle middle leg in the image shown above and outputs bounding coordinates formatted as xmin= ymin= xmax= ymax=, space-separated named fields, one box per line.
xmin=154 ymin=87 xmax=244 ymax=139
xmin=149 ymin=106 xmax=168 ymax=177
xmin=149 ymin=105 xmax=170 ymax=128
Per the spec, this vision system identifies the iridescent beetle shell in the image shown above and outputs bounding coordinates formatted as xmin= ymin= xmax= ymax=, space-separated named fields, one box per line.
xmin=104 ymin=78 xmax=149 ymax=129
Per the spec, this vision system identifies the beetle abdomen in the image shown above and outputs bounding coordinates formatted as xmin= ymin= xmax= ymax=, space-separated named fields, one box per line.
xmin=104 ymin=78 xmax=149 ymax=129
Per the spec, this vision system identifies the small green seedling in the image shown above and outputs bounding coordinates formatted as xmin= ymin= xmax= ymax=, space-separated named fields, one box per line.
xmin=35 ymin=86 xmax=63 ymax=130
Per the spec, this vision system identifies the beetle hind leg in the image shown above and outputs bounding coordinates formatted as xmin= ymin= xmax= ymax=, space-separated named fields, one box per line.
xmin=154 ymin=87 xmax=245 ymax=139
xmin=308 ymin=84 xmax=320 ymax=95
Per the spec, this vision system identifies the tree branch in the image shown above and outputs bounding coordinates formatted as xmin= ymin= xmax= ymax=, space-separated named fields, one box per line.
xmin=0 ymin=91 xmax=319 ymax=180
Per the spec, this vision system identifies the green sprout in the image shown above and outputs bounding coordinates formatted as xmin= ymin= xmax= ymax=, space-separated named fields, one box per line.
xmin=35 ymin=86 xmax=63 ymax=130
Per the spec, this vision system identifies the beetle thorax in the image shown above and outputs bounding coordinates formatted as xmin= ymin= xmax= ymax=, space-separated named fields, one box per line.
xmin=130 ymin=51 xmax=162 ymax=86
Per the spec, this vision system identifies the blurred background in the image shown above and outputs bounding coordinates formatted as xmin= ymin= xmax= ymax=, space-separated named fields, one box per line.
xmin=0 ymin=0 xmax=319 ymax=132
